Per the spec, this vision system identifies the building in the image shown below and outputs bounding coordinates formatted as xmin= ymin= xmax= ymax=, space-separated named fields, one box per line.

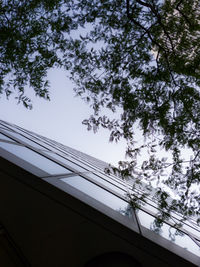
xmin=0 ymin=119 xmax=199 ymax=266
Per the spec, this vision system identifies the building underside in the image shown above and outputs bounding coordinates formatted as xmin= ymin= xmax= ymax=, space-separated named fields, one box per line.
xmin=0 ymin=119 xmax=199 ymax=266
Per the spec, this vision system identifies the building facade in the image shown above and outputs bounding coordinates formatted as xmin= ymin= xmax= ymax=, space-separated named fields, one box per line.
xmin=0 ymin=119 xmax=199 ymax=266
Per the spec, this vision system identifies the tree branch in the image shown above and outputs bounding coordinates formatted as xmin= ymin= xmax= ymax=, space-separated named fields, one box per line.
xmin=176 ymin=0 xmax=193 ymax=28
xmin=126 ymin=0 xmax=178 ymax=87
xmin=135 ymin=0 xmax=175 ymax=53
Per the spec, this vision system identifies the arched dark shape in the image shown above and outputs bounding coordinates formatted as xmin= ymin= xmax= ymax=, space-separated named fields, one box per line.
xmin=85 ymin=251 xmax=142 ymax=267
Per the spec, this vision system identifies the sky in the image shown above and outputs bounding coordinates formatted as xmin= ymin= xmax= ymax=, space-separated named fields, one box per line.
xmin=0 ymin=65 xmax=193 ymax=176
xmin=0 ymin=67 xmax=127 ymax=166
xmin=0 ymin=66 xmax=192 ymax=170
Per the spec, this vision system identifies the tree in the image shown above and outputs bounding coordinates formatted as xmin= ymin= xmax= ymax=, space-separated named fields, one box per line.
xmin=0 ymin=0 xmax=77 ymax=107
xmin=1 ymin=0 xmax=200 ymax=224
xmin=69 ymin=0 xmax=200 ymax=224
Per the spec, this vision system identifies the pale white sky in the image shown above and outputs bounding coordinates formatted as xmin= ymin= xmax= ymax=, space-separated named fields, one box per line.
xmin=0 ymin=60 xmax=195 ymax=201
xmin=0 ymin=65 xmax=193 ymax=171
xmin=0 ymin=68 xmax=127 ymax=166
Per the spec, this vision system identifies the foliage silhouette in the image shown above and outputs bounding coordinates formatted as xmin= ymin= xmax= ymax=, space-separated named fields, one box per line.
xmin=0 ymin=0 xmax=200 ymax=224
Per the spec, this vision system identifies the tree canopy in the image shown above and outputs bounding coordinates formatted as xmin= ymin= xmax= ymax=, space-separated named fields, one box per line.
xmin=1 ymin=0 xmax=200 ymax=224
